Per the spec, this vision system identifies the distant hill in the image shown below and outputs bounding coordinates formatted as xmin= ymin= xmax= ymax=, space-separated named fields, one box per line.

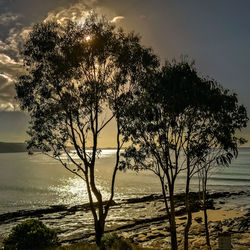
xmin=0 ymin=143 xmax=124 ymax=153
xmin=0 ymin=142 xmax=27 ymax=153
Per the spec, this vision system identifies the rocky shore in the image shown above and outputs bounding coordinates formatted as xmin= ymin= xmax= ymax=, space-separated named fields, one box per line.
xmin=0 ymin=191 xmax=249 ymax=249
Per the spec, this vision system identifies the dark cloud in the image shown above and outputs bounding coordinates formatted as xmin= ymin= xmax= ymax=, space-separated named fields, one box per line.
xmin=0 ymin=12 xmax=19 ymax=25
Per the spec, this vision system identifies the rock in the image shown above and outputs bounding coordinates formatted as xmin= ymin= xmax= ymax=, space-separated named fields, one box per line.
xmin=136 ymin=236 xmax=148 ymax=242
xmin=145 ymin=233 xmax=158 ymax=239
xmin=222 ymin=226 xmax=229 ymax=232
xmin=121 ymin=232 xmax=130 ymax=238
xmin=191 ymin=238 xmax=206 ymax=247
xmin=179 ymin=216 xmax=187 ymax=220
xmin=194 ymin=217 xmax=202 ymax=223
xmin=151 ymin=230 xmax=169 ymax=236
xmin=190 ymin=225 xmax=205 ymax=235
xmin=237 ymin=217 xmax=250 ymax=232
xmin=214 ymin=221 xmax=222 ymax=232
xmin=126 ymin=194 xmax=163 ymax=204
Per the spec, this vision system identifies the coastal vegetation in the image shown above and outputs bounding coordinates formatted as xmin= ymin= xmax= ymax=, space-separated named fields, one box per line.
xmin=15 ymin=14 xmax=158 ymax=247
xmin=119 ymin=60 xmax=248 ymax=249
xmin=14 ymin=13 xmax=248 ymax=250
xmin=3 ymin=219 xmax=59 ymax=249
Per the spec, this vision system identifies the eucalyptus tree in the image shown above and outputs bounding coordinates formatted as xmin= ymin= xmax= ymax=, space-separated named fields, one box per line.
xmin=120 ymin=60 xmax=248 ymax=250
xmin=120 ymin=61 xmax=206 ymax=250
xmin=181 ymin=80 xmax=248 ymax=250
xmin=15 ymin=15 xmax=159 ymax=246
xmin=196 ymin=149 xmax=236 ymax=248
xmin=192 ymin=104 xmax=247 ymax=249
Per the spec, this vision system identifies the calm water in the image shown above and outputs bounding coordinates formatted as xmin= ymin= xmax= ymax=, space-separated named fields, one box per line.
xmin=0 ymin=148 xmax=250 ymax=214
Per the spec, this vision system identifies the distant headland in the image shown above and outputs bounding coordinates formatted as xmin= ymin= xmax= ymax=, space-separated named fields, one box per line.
xmin=0 ymin=142 xmax=27 ymax=153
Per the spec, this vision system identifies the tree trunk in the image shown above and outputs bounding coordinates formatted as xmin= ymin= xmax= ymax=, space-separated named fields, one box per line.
xmin=184 ymin=175 xmax=192 ymax=250
xmin=160 ymin=179 xmax=178 ymax=250
xmin=85 ymin=170 xmax=105 ymax=247
xmin=203 ymin=183 xmax=211 ymax=248
xmin=169 ymin=192 xmax=178 ymax=250
xmin=95 ymin=218 xmax=105 ymax=247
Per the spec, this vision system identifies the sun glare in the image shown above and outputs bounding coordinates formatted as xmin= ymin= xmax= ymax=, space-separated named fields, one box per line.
xmin=85 ymin=35 xmax=91 ymax=42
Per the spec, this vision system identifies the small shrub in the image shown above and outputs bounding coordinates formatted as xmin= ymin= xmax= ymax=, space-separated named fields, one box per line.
xmin=100 ymin=233 xmax=132 ymax=250
xmin=3 ymin=219 xmax=59 ymax=250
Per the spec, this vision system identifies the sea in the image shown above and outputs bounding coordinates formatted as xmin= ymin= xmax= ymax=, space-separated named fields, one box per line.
xmin=0 ymin=148 xmax=250 ymax=215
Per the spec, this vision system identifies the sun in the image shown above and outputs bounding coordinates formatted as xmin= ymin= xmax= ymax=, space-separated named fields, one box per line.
xmin=85 ymin=35 xmax=91 ymax=42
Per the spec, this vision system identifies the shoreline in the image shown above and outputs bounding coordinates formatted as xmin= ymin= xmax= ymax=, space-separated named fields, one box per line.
xmin=1 ymin=191 xmax=250 ymax=249
xmin=1 ymin=191 xmax=248 ymax=223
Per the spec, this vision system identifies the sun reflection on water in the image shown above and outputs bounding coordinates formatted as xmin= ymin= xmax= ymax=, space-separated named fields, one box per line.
xmin=49 ymin=175 xmax=111 ymax=206
xmin=49 ymin=177 xmax=88 ymax=205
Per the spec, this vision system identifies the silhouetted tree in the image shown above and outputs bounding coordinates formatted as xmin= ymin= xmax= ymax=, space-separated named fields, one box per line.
xmin=181 ymin=79 xmax=248 ymax=250
xmin=195 ymin=149 xmax=247 ymax=247
xmin=120 ymin=61 xmax=201 ymax=250
xmin=196 ymin=150 xmax=232 ymax=248
xmin=15 ymin=14 xmax=159 ymax=246
xmin=120 ymin=60 xmax=248 ymax=250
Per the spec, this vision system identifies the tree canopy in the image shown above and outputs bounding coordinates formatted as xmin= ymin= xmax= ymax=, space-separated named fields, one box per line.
xmin=15 ymin=13 xmax=248 ymax=249
xmin=15 ymin=14 xmax=159 ymax=246
xmin=119 ymin=60 xmax=248 ymax=250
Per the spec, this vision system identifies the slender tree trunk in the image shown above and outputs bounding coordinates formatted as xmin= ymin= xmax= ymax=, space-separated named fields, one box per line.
xmin=198 ymin=172 xmax=201 ymax=201
xmin=85 ymin=166 xmax=106 ymax=247
xmin=184 ymin=172 xmax=192 ymax=250
xmin=95 ymin=218 xmax=105 ymax=247
xmin=169 ymin=190 xmax=178 ymax=250
xmin=160 ymin=178 xmax=178 ymax=250
xmin=203 ymin=179 xmax=211 ymax=248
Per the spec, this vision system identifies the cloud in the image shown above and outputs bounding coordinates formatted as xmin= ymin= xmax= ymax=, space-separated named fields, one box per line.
xmin=0 ymin=53 xmax=17 ymax=64
xmin=0 ymin=12 xmax=20 ymax=25
xmin=0 ymin=103 xmax=15 ymax=111
xmin=45 ymin=2 xmax=92 ymax=25
xmin=0 ymin=73 xmax=13 ymax=84
xmin=110 ymin=16 xmax=125 ymax=23
xmin=0 ymin=52 xmax=23 ymax=111
xmin=0 ymin=0 xmax=117 ymax=112
xmin=0 ymin=72 xmax=16 ymax=111
xmin=0 ymin=2 xmax=90 ymax=112
xmin=0 ymin=2 xmax=94 ymax=112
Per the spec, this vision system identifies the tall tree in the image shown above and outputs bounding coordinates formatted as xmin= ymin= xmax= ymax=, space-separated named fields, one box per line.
xmin=181 ymin=77 xmax=248 ymax=250
xmin=120 ymin=60 xmax=248 ymax=250
xmin=120 ymin=61 xmax=202 ymax=250
xmin=15 ymin=15 xmax=159 ymax=246
xmin=196 ymin=149 xmax=235 ymax=248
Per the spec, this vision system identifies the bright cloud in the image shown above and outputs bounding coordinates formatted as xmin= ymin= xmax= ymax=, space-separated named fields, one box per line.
xmin=111 ymin=16 xmax=125 ymax=23
xmin=45 ymin=3 xmax=91 ymax=25
xmin=0 ymin=0 xmax=121 ymax=112
xmin=0 ymin=102 xmax=16 ymax=111
xmin=0 ymin=54 xmax=17 ymax=65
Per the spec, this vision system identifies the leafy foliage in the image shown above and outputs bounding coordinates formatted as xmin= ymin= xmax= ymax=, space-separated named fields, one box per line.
xmin=15 ymin=14 xmax=159 ymax=246
xmin=119 ymin=60 xmax=248 ymax=250
xmin=120 ymin=60 xmax=248 ymax=175
xmin=3 ymin=219 xmax=59 ymax=250
xmin=100 ymin=233 xmax=132 ymax=250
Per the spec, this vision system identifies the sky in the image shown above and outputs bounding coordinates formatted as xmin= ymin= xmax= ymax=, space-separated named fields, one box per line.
xmin=0 ymin=0 xmax=249 ymax=146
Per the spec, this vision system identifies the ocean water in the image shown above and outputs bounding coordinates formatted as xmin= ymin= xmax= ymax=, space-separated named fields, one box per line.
xmin=0 ymin=148 xmax=250 ymax=214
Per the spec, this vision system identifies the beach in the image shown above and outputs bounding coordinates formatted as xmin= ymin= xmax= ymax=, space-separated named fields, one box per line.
xmin=0 ymin=191 xmax=249 ymax=249
xmin=0 ymin=150 xmax=250 ymax=249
